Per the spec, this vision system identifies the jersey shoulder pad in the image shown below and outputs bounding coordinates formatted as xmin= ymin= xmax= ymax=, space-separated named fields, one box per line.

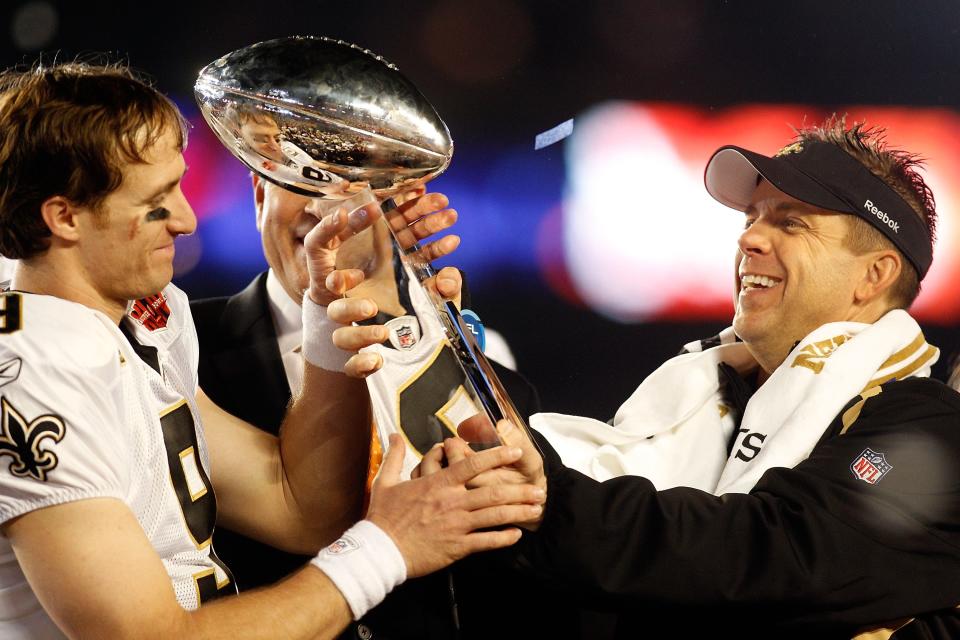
xmin=0 ymin=292 xmax=119 ymax=374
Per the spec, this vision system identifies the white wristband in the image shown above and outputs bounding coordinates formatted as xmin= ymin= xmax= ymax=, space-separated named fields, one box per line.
xmin=310 ymin=520 xmax=407 ymax=620
xmin=301 ymin=293 xmax=351 ymax=372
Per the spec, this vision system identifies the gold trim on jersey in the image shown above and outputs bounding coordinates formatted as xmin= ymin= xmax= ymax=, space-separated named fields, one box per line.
xmin=179 ymin=446 xmax=209 ymax=502
xmin=211 ymin=556 xmax=232 ymax=588
xmin=192 ymin=568 xmax=213 ymax=605
xmin=392 ymin=341 xmax=448 ymax=456
xmin=160 ymin=398 xmax=213 ymax=550
xmin=191 ymin=565 xmax=231 ymax=604
xmin=165 ymin=468 xmax=213 ymax=550
xmin=160 ymin=398 xmax=188 ymax=418
xmin=435 ymin=385 xmax=471 ymax=436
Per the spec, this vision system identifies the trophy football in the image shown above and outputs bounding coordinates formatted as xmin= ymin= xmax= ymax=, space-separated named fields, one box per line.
xmin=195 ymin=36 xmax=533 ymax=474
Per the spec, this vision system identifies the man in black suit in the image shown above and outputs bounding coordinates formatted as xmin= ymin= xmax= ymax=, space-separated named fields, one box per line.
xmin=192 ymin=176 xmax=562 ymax=639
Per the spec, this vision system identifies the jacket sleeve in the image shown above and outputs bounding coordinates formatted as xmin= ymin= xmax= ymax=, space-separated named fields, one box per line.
xmin=516 ymin=379 xmax=960 ymax=630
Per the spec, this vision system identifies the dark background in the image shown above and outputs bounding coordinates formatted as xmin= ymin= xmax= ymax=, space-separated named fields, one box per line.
xmin=3 ymin=0 xmax=959 ymax=417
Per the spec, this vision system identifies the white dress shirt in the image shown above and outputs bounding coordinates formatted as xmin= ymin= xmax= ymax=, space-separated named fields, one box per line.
xmin=265 ymin=270 xmax=304 ymax=394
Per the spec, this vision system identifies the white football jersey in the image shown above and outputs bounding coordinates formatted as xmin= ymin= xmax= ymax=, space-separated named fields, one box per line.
xmin=0 ymin=257 xmax=15 ymax=290
xmin=0 ymin=285 xmax=234 ymax=638
xmin=364 ymin=266 xmax=484 ymax=478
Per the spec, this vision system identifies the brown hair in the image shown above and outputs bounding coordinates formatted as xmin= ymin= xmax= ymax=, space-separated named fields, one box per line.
xmin=790 ymin=115 xmax=936 ymax=308
xmin=0 ymin=62 xmax=188 ymax=259
xmin=949 ymin=356 xmax=960 ymax=392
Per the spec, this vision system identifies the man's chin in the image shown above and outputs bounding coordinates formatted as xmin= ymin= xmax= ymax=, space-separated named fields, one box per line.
xmin=732 ymin=314 xmax=766 ymax=345
xmin=129 ymin=269 xmax=173 ymax=301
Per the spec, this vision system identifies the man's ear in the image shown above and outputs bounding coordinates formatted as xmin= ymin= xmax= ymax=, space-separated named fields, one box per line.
xmin=854 ymin=250 xmax=902 ymax=305
xmin=252 ymin=174 xmax=265 ymax=231
xmin=39 ymin=196 xmax=81 ymax=243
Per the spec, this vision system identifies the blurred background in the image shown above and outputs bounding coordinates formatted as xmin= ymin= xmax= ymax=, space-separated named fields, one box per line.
xmin=4 ymin=0 xmax=960 ymax=418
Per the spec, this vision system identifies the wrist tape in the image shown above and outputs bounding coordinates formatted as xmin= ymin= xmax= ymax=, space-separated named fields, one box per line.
xmin=310 ymin=520 xmax=407 ymax=619
xmin=301 ymin=293 xmax=351 ymax=372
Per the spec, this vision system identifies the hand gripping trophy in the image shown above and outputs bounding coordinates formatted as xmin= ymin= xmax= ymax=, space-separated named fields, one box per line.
xmin=195 ymin=36 xmax=535 ymax=475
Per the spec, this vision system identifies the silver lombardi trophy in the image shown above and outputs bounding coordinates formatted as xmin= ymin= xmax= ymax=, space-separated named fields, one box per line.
xmin=195 ymin=36 xmax=533 ymax=473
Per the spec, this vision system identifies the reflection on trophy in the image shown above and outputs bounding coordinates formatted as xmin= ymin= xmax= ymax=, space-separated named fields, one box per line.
xmin=195 ymin=36 xmax=534 ymax=475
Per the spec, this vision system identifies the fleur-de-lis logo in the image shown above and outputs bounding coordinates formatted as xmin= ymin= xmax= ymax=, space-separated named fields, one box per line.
xmin=0 ymin=397 xmax=65 ymax=482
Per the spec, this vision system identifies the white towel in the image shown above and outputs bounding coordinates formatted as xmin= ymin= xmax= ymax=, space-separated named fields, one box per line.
xmin=532 ymin=310 xmax=938 ymax=495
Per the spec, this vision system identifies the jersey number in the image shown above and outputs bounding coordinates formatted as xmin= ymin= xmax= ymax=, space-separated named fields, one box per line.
xmin=397 ymin=346 xmax=471 ymax=455
xmin=302 ymin=165 xmax=331 ymax=183
xmin=0 ymin=293 xmax=22 ymax=334
xmin=160 ymin=401 xmax=233 ymax=603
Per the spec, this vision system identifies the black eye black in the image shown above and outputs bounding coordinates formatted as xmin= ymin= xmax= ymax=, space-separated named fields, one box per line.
xmin=146 ymin=207 xmax=171 ymax=222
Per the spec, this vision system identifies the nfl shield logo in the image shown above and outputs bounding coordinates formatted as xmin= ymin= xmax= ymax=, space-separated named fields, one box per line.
xmin=325 ymin=535 xmax=359 ymax=555
xmin=850 ymin=448 xmax=893 ymax=485
xmin=396 ymin=326 xmax=415 ymax=348
xmin=386 ymin=316 xmax=421 ymax=351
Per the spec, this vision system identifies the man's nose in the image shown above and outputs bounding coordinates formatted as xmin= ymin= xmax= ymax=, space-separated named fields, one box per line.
xmin=169 ymin=191 xmax=198 ymax=236
xmin=737 ymin=220 xmax=772 ymax=256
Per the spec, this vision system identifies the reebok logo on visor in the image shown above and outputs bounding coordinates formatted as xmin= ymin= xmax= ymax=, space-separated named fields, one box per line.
xmin=864 ymin=200 xmax=899 ymax=233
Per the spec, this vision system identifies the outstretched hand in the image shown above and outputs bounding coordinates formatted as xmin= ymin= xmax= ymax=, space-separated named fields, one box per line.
xmin=414 ymin=420 xmax=547 ymax=531
xmin=366 ymin=433 xmax=545 ymax=578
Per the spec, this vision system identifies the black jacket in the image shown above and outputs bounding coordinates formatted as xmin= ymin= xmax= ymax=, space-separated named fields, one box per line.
xmin=516 ymin=377 xmax=960 ymax=638
xmin=192 ymin=271 xmax=577 ymax=639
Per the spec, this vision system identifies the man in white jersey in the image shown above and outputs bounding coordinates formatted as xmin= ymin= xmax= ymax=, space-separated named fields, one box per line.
xmin=0 ymin=62 xmax=544 ymax=639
